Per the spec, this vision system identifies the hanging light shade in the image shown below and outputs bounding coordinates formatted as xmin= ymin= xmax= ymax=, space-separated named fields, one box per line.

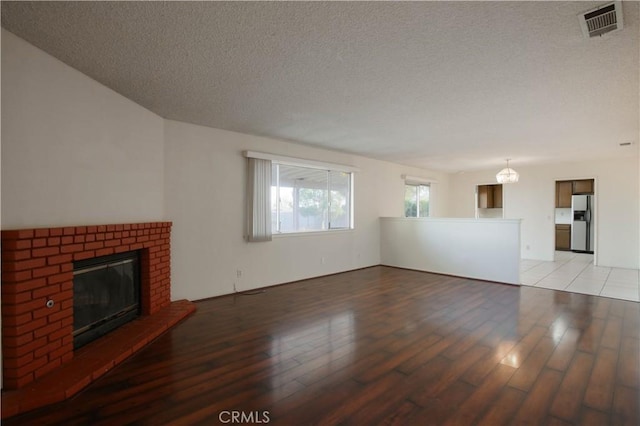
xmin=496 ymin=159 xmax=519 ymax=183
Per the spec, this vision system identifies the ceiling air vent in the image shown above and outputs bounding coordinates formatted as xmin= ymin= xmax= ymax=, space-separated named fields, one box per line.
xmin=579 ymin=2 xmax=623 ymax=38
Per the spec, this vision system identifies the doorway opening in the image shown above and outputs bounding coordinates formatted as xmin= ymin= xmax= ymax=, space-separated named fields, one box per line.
xmin=476 ymin=183 xmax=504 ymax=219
xmin=554 ymin=179 xmax=596 ymax=259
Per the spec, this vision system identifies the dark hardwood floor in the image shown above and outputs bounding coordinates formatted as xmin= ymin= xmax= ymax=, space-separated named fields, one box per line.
xmin=4 ymin=266 xmax=639 ymax=425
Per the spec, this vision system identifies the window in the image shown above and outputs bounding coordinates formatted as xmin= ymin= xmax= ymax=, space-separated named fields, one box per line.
xmin=245 ymin=151 xmax=357 ymax=239
xmin=271 ymin=164 xmax=353 ymax=234
xmin=404 ymin=184 xmax=430 ymax=217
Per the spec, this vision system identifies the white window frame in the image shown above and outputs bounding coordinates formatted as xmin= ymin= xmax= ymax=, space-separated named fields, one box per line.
xmin=402 ymin=175 xmax=436 ymax=218
xmin=404 ymin=183 xmax=430 ymax=218
xmin=245 ymin=151 xmax=357 ymax=236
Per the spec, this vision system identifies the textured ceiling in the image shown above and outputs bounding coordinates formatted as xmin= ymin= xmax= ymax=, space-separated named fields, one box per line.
xmin=1 ymin=1 xmax=638 ymax=172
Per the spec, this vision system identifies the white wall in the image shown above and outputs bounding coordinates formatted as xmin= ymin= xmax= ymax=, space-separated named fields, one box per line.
xmin=381 ymin=218 xmax=521 ymax=285
xmin=2 ymin=29 xmax=452 ymax=302
xmin=448 ymin=157 xmax=640 ymax=269
xmin=164 ymin=120 xmax=450 ymax=300
xmin=6 ymin=26 xmax=637 ymax=300
xmin=1 ymin=30 xmax=165 ymax=228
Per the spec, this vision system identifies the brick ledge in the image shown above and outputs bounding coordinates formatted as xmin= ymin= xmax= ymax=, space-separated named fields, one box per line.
xmin=1 ymin=300 xmax=196 ymax=419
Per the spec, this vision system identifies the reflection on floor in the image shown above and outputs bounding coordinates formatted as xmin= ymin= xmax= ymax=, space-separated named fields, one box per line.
xmin=520 ymin=251 xmax=640 ymax=302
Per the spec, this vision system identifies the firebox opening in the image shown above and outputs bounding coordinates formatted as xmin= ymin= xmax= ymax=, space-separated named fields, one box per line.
xmin=73 ymin=251 xmax=141 ymax=349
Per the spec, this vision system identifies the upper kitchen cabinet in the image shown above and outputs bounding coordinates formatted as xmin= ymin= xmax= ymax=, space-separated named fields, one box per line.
xmin=573 ymin=179 xmax=594 ymax=194
xmin=556 ymin=181 xmax=573 ymax=208
xmin=556 ymin=179 xmax=594 ymax=207
xmin=478 ymin=185 xmax=492 ymax=208
xmin=493 ymin=185 xmax=503 ymax=208
xmin=478 ymin=184 xmax=503 ymax=208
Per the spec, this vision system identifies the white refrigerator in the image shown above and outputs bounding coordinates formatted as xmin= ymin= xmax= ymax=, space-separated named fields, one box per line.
xmin=571 ymin=195 xmax=594 ymax=253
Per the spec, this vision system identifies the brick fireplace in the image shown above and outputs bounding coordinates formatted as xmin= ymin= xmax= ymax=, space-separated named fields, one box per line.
xmin=1 ymin=222 xmax=177 ymax=390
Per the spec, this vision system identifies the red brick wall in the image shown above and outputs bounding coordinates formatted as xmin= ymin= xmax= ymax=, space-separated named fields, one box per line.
xmin=1 ymin=222 xmax=171 ymax=389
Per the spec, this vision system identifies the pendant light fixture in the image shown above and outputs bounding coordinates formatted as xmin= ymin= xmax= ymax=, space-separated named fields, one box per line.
xmin=496 ymin=159 xmax=519 ymax=183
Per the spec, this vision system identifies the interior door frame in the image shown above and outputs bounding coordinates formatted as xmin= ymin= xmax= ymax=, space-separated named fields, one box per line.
xmin=553 ymin=177 xmax=597 ymax=266
xmin=475 ymin=183 xmax=505 ymax=219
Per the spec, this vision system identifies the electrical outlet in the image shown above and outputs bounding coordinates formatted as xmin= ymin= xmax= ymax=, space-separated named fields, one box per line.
xmin=526 ymin=245 xmax=530 ymax=250
xmin=236 ymin=270 xmax=242 ymax=278
xmin=321 ymin=257 xmax=326 ymax=264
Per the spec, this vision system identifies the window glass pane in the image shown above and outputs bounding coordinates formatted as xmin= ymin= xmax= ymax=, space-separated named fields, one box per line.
xmin=278 ymin=186 xmax=295 ymax=232
xmin=419 ymin=185 xmax=430 ymax=217
xmin=329 ymin=171 xmax=350 ymax=229
xmin=271 ymin=186 xmax=278 ymax=231
xmin=278 ymin=165 xmax=328 ymax=232
xmin=270 ymin=162 xmax=353 ymax=234
xmin=404 ymin=185 xmax=418 ymax=217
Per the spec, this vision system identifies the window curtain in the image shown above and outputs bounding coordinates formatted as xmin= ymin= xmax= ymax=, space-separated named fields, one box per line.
xmin=247 ymin=157 xmax=272 ymax=242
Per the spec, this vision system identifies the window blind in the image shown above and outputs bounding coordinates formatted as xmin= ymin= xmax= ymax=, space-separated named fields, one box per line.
xmin=247 ymin=157 xmax=272 ymax=242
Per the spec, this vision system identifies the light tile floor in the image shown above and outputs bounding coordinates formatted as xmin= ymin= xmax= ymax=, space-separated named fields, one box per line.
xmin=520 ymin=251 xmax=640 ymax=302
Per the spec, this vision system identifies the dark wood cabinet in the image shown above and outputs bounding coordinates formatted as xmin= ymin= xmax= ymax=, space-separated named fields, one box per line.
xmin=477 ymin=184 xmax=503 ymax=209
xmin=493 ymin=185 xmax=503 ymax=208
xmin=556 ymin=179 xmax=594 ymax=207
xmin=478 ymin=185 xmax=491 ymax=209
xmin=556 ymin=224 xmax=571 ymax=251
xmin=573 ymin=179 xmax=594 ymax=194
xmin=556 ymin=181 xmax=573 ymax=208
